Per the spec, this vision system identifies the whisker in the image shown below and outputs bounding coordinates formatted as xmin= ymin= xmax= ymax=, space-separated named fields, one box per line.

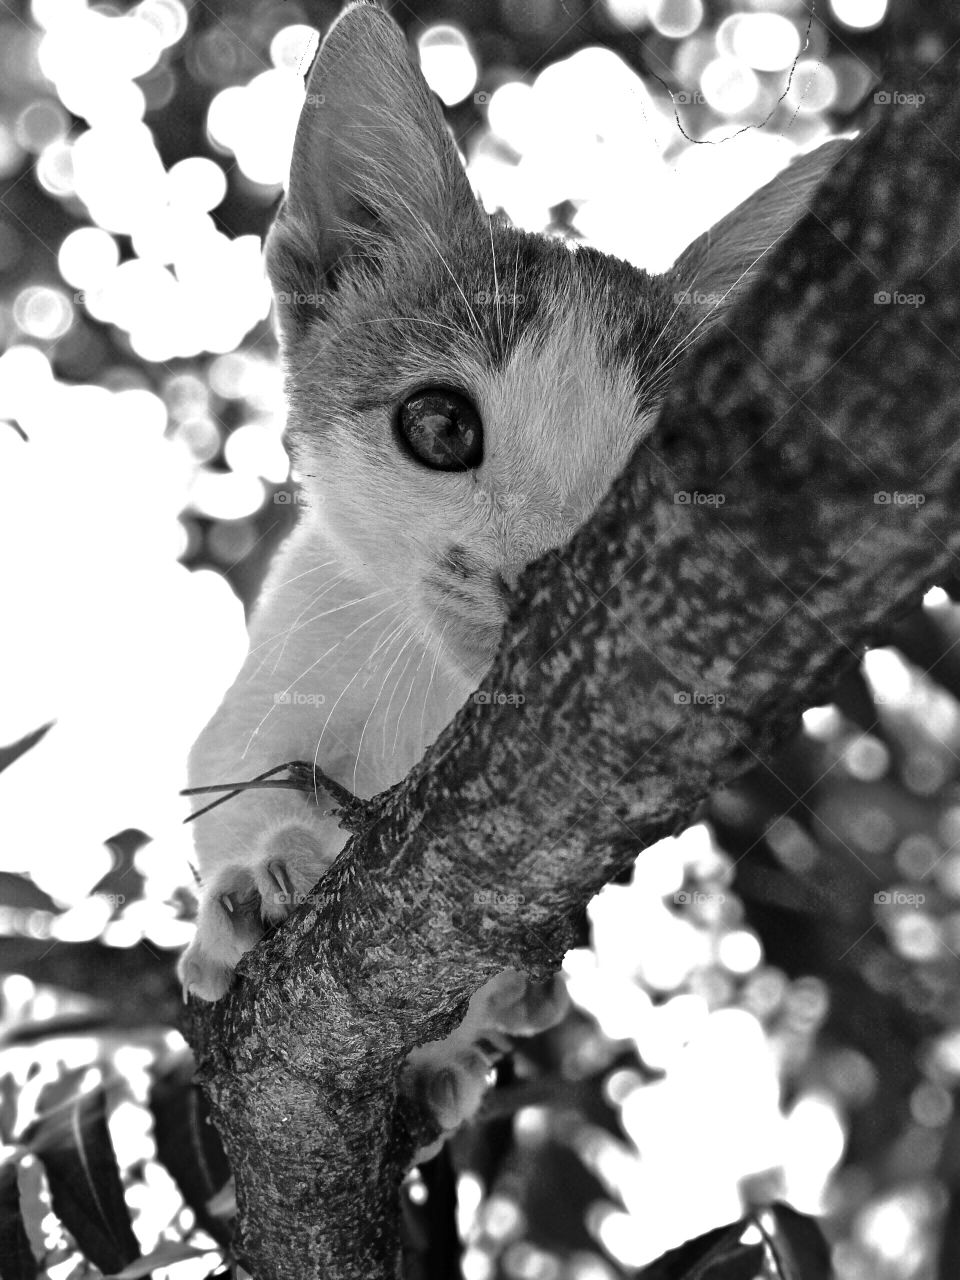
xmin=351 ymin=624 xmax=416 ymax=795
xmin=397 ymin=605 xmax=440 ymax=757
xmin=418 ymin=619 xmax=449 ymax=761
xmin=380 ymin=632 xmax=420 ymax=759
xmin=246 ymin=587 xmax=389 ymax=659
xmin=488 ymin=212 xmax=504 ymax=353
xmin=244 ymin=600 xmax=397 ymax=756
xmin=312 ymin=609 xmax=405 ymax=767
xmin=260 ymin=569 xmax=352 ymax=679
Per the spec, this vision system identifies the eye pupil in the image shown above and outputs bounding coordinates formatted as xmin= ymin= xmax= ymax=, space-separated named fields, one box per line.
xmin=396 ymin=387 xmax=483 ymax=471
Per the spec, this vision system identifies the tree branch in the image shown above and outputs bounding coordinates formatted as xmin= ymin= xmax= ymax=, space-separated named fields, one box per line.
xmin=187 ymin=45 xmax=960 ymax=1280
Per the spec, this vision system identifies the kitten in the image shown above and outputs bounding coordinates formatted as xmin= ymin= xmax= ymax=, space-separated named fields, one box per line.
xmin=179 ymin=0 xmax=845 ymax=1136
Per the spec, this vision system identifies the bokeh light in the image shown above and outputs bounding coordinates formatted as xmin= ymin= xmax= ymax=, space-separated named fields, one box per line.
xmin=269 ymin=23 xmax=319 ymax=74
xmin=700 ymin=56 xmax=761 ymax=114
xmin=729 ymin=12 xmax=801 ymax=70
xmin=650 ymin=0 xmax=704 ymax=39
xmin=12 ymin=286 xmax=73 ymax=340
xmin=831 ymin=0 xmax=888 ymax=30
xmin=418 ymin=25 xmax=479 ymax=106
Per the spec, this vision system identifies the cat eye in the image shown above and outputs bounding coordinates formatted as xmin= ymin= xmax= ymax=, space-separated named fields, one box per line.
xmin=395 ymin=387 xmax=483 ymax=471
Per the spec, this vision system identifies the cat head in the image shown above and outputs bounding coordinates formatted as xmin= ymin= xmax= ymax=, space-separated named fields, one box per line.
xmin=265 ymin=0 xmax=844 ymax=686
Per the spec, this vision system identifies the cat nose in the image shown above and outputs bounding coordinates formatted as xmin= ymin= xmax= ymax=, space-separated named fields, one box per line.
xmin=497 ymin=567 xmax=520 ymax=594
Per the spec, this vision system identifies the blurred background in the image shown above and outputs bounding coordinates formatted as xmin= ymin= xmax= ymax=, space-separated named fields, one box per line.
xmin=4 ymin=1 xmax=959 ymax=1278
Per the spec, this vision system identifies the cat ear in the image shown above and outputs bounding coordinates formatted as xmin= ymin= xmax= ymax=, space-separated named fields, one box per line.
xmin=266 ymin=1 xmax=480 ymax=328
xmin=671 ymin=138 xmax=849 ymax=317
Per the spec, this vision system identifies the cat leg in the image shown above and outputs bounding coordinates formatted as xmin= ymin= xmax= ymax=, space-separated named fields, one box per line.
xmin=179 ymin=815 xmax=347 ymax=1001
xmin=403 ymin=970 xmax=569 ymax=1157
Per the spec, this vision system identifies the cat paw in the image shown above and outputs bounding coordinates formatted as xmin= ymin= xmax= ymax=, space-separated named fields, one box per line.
xmin=401 ymin=970 xmax=570 ymax=1152
xmin=404 ymin=1043 xmax=497 ymax=1147
xmin=483 ymin=969 xmax=570 ymax=1037
xmin=179 ymin=822 xmax=336 ymax=1001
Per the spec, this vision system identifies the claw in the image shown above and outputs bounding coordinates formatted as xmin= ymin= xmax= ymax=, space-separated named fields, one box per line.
xmin=220 ymin=893 xmax=235 ymax=914
xmin=268 ymin=860 xmax=294 ymax=898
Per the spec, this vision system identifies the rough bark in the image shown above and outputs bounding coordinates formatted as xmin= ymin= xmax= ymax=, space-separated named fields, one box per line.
xmin=186 ymin=30 xmax=960 ymax=1280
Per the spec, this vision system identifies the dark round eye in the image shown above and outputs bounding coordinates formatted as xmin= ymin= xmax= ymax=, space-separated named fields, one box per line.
xmin=395 ymin=387 xmax=483 ymax=471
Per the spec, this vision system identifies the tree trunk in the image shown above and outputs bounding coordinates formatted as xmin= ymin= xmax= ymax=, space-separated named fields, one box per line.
xmin=186 ymin=21 xmax=960 ymax=1279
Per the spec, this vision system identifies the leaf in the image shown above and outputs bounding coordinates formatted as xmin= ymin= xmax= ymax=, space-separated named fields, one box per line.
xmin=26 ymin=1071 xmax=140 ymax=1275
xmin=640 ymin=1218 xmax=763 ymax=1280
xmin=0 ymin=873 xmax=58 ymax=913
xmin=0 ymin=1074 xmax=18 ymax=1144
xmin=0 ymin=1160 xmax=38 ymax=1280
xmin=148 ymin=1053 xmax=232 ymax=1246
xmin=0 ymin=724 xmax=52 ymax=778
xmin=702 ymin=1247 xmax=765 ymax=1280
xmin=767 ymin=1203 xmax=831 ymax=1280
xmin=104 ymin=1240 xmax=217 ymax=1277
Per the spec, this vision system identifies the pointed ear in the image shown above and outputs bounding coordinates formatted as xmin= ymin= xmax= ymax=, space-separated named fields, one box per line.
xmin=265 ymin=1 xmax=480 ymax=329
xmin=671 ymin=138 xmax=849 ymax=316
